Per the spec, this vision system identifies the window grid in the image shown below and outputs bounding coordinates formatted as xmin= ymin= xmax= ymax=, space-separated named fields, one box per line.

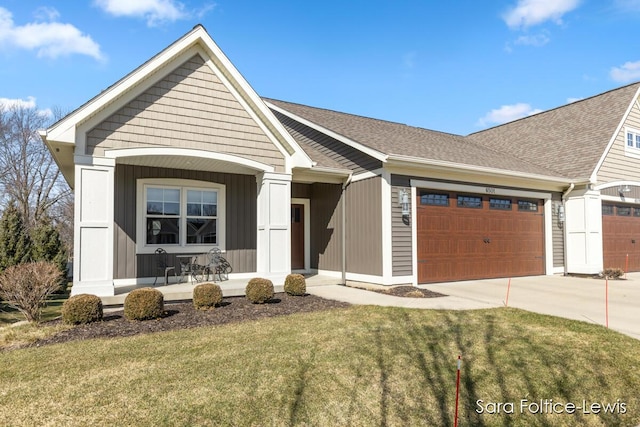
xmin=420 ymin=192 xmax=449 ymax=206
xmin=602 ymin=204 xmax=614 ymax=215
xmin=457 ymin=195 xmax=482 ymax=208
xmin=518 ymin=200 xmax=538 ymax=212
xmin=489 ymin=198 xmax=512 ymax=210
xmin=617 ymin=206 xmax=632 ymax=217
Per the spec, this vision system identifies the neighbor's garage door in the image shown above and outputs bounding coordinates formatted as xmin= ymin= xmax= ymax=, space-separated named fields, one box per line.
xmin=602 ymin=203 xmax=640 ymax=271
xmin=417 ymin=191 xmax=545 ymax=283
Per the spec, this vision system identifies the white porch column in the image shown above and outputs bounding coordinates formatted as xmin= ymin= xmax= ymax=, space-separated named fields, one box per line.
xmin=256 ymin=172 xmax=292 ymax=284
xmin=72 ymin=158 xmax=115 ymax=296
xmin=565 ymin=187 xmax=603 ymax=274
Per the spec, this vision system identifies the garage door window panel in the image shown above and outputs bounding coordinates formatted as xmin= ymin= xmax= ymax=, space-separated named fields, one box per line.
xmin=457 ymin=195 xmax=482 ymax=208
xmin=490 ymin=198 xmax=512 ymax=210
xmin=420 ymin=192 xmax=449 ymax=206
xmin=518 ymin=200 xmax=539 ymax=212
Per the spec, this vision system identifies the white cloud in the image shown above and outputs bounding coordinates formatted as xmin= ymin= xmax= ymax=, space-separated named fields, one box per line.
xmin=514 ymin=32 xmax=550 ymax=47
xmin=0 ymin=7 xmax=103 ymax=61
xmin=0 ymin=96 xmax=52 ymax=118
xmin=566 ymin=97 xmax=583 ymax=103
xmin=477 ymin=103 xmax=543 ymax=127
xmin=503 ymin=0 xmax=580 ymax=29
xmin=614 ymin=0 xmax=640 ymax=12
xmin=95 ymin=0 xmax=188 ymax=26
xmin=610 ymin=60 xmax=640 ymax=83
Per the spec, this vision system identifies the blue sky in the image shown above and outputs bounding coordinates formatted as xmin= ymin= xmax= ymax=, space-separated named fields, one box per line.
xmin=2 ymin=0 xmax=640 ymax=135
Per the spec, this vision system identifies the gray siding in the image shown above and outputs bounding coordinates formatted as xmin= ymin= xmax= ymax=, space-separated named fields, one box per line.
xmin=346 ymin=177 xmax=383 ymax=276
xmin=601 ymin=185 xmax=640 ymax=199
xmin=272 ymin=110 xmax=382 ymax=174
xmin=310 ymin=183 xmax=343 ymax=271
xmin=114 ymin=164 xmax=257 ymax=279
xmin=391 ymin=184 xmax=412 ymax=276
xmin=292 ymin=183 xmax=312 ymax=199
xmin=551 ymin=193 xmax=565 ymax=268
xmin=597 ymin=96 xmax=640 ymax=183
xmin=88 ymin=54 xmax=285 ymax=171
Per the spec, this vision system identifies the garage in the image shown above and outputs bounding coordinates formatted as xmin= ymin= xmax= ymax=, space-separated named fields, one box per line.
xmin=417 ymin=190 xmax=545 ymax=283
xmin=602 ymin=203 xmax=640 ymax=272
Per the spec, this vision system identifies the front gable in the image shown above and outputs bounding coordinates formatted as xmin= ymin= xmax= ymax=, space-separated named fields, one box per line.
xmin=86 ymin=53 xmax=286 ymax=170
xmin=42 ymin=25 xmax=312 ymax=185
xmin=594 ymin=87 xmax=640 ymax=184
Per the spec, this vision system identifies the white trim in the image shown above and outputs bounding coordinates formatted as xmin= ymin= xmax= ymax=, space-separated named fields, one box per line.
xmin=388 ymin=155 xmax=569 ymax=185
xmin=591 ymin=86 xmax=640 ymax=182
xmin=411 ymin=185 xmax=418 ymax=286
xmin=105 ymin=147 xmax=275 ymax=173
xmin=291 ymin=198 xmax=311 ymax=272
xmin=136 ymin=178 xmax=226 ymax=254
xmin=266 ymin=101 xmax=388 ymax=163
xmin=601 ymin=195 xmax=640 ymax=204
xmin=316 ymin=269 xmax=413 ymax=286
xmin=543 ymin=199 xmax=554 ymax=275
xmin=594 ymin=180 xmax=640 ymax=191
xmin=381 ymin=170 xmax=393 ymax=281
xmin=410 ymin=179 xmax=552 ymax=200
xmin=623 ymin=126 xmax=640 ymax=160
xmin=351 ymin=168 xmax=383 ymax=183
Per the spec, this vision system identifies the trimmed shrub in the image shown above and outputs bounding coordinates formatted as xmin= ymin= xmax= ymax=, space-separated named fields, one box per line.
xmin=124 ymin=287 xmax=164 ymax=321
xmin=245 ymin=278 xmax=274 ymax=304
xmin=284 ymin=273 xmax=306 ymax=296
xmin=193 ymin=282 xmax=223 ymax=310
xmin=62 ymin=294 xmax=103 ymax=324
xmin=601 ymin=268 xmax=625 ymax=279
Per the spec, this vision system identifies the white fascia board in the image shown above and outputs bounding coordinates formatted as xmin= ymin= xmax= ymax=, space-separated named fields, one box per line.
xmin=386 ymin=155 xmax=571 ymax=186
xmin=265 ymin=101 xmax=388 ymax=163
xmin=47 ymin=27 xmax=208 ymax=144
xmin=590 ymin=87 xmax=640 ymax=183
xmin=105 ymin=147 xmax=275 ymax=173
xmin=410 ymin=178 xmax=552 ymax=200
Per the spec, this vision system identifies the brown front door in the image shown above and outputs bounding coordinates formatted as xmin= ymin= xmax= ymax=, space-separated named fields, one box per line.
xmin=417 ymin=191 xmax=544 ymax=283
xmin=602 ymin=203 xmax=640 ymax=271
xmin=291 ymin=204 xmax=305 ymax=269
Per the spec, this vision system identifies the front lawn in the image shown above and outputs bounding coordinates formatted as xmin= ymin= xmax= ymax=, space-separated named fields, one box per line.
xmin=0 ymin=306 xmax=638 ymax=426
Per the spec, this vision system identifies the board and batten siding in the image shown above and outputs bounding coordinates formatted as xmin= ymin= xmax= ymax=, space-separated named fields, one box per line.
xmin=346 ymin=177 xmax=383 ymax=276
xmin=601 ymin=185 xmax=640 ymax=199
xmin=87 ymin=54 xmax=285 ymax=171
xmin=597 ymin=97 xmax=640 ymax=183
xmin=114 ymin=164 xmax=257 ymax=279
xmin=309 ymin=183 xmax=343 ymax=272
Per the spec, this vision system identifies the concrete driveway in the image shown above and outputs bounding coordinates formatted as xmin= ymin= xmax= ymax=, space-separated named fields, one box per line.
xmin=423 ymin=273 xmax=640 ymax=340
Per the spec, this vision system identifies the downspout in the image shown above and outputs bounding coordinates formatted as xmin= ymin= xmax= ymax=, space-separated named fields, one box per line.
xmin=561 ymin=183 xmax=575 ymax=276
xmin=341 ymin=173 xmax=353 ymax=286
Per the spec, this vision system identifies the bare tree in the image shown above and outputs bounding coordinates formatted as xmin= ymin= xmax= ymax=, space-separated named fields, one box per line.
xmin=0 ymin=103 xmax=71 ymax=229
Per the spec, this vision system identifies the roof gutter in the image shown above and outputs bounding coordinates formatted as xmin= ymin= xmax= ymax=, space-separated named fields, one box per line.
xmin=386 ymin=154 xmax=571 ymax=186
xmin=341 ymin=173 xmax=353 ymax=286
xmin=561 ymin=183 xmax=575 ymax=276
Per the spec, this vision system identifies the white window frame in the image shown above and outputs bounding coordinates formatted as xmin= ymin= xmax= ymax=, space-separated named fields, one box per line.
xmin=624 ymin=127 xmax=640 ymax=159
xmin=136 ymin=178 xmax=226 ymax=254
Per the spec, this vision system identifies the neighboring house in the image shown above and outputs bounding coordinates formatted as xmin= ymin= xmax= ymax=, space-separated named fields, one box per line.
xmin=40 ymin=25 xmax=640 ymax=297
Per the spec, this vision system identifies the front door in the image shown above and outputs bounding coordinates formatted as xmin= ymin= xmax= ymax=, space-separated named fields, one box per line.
xmin=291 ymin=204 xmax=305 ymax=269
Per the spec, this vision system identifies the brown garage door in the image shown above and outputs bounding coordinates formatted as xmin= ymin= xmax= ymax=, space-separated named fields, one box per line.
xmin=417 ymin=191 xmax=545 ymax=283
xmin=602 ymin=203 xmax=640 ymax=272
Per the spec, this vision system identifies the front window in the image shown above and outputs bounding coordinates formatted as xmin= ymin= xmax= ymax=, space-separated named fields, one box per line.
xmin=138 ymin=179 xmax=225 ymax=253
xmin=625 ymin=128 xmax=640 ymax=158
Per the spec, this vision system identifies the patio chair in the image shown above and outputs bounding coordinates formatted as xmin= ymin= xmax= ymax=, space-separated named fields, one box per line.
xmin=207 ymin=248 xmax=232 ymax=282
xmin=153 ymin=248 xmax=177 ymax=286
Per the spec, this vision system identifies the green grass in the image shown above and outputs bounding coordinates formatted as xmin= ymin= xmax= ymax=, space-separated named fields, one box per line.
xmin=1 ymin=306 xmax=639 ymax=426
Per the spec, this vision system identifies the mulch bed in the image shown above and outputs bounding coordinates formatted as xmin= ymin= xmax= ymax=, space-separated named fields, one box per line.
xmin=371 ymin=285 xmax=447 ymax=298
xmin=29 ymin=293 xmax=350 ymax=349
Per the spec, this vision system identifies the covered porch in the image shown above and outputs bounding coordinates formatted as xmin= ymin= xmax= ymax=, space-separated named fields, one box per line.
xmin=101 ymin=273 xmax=344 ymax=307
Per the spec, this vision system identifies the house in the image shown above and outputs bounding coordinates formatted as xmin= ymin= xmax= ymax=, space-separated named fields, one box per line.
xmin=40 ymin=25 xmax=640 ymax=297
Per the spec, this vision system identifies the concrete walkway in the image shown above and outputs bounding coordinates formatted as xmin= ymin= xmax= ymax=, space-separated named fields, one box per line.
xmin=307 ymin=274 xmax=640 ymax=340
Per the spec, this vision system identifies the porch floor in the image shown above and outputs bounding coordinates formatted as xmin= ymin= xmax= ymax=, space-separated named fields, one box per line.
xmin=101 ymin=274 xmax=344 ymax=307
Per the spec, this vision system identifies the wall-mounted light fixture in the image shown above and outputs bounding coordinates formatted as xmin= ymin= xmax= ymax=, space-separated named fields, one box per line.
xmin=400 ymin=188 xmax=410 ymax=217
xmin=619 ymin=184 xmax=631 ymax=194
xmin=557 ymin=204 xmax=565 ymax=223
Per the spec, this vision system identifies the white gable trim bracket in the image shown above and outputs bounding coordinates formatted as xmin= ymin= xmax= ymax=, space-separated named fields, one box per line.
xmin=104 ymin=147 xmax=275 ymax=173
xmin=265 ymin=101 xmax=388 ymax=163
xmin=591 ymin=86 xmax=640 ymax=183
